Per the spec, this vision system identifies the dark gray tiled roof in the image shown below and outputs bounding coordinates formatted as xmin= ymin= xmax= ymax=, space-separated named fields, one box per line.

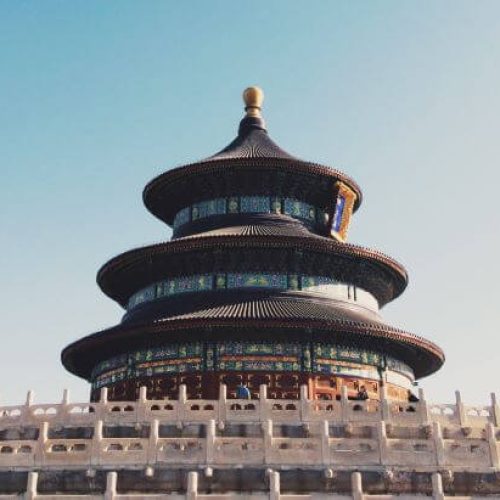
xmin=125 ymin=291 xmax=383 ymax=326
xmin=206 ymin=127 xmax=297 ymax=161
xmin=62 ymin=291 xmax=444 ymax=380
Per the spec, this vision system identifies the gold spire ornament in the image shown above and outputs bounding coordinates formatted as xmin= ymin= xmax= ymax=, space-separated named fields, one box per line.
xmin=243 ymin=86 xmax=264 ymax=118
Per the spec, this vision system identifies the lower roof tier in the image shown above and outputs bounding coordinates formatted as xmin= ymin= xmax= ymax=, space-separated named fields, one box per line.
xmin=89 ymin=338 xmax=416 ymax=393
xmin=61 ymin=295 xmax=444 ymax=381
xmin=97 ymin=228 xmax=408 ymax=308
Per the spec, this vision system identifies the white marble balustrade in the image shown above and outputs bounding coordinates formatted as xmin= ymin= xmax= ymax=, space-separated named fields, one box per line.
xmin=0 ymin=419 xmax=498 ymax=471
xmin=0 ymin=386 xmax=499 ymax=429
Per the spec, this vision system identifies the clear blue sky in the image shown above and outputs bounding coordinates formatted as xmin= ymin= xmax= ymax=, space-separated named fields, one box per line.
xmin=1 ymin=1 xmax=499 ymax=405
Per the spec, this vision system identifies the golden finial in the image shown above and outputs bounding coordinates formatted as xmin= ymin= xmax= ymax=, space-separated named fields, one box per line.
xmin=243 ymin=86 xmax=264 ymax=118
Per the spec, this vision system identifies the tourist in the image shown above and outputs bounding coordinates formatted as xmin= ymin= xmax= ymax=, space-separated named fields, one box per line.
xmin=236 ymin=384 xmax=251 ymax=400
xmin=357 ymin=386 xmax=369 ymax=400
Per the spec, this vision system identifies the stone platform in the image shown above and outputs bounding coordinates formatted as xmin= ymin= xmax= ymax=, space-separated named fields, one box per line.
xmin=0 ymin=385 xmax=499 ymax=498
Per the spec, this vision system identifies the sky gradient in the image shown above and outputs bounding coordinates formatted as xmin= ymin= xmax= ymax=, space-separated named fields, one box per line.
xmin=1 ymin=1 xmax=499 ymax=405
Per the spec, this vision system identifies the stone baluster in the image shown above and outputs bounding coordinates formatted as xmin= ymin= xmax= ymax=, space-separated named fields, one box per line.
xmin=218 ymin=384 xmax=227 ymax=429
xmin=187 ymin=471 xmax=198 ymax=500
xmin=35 ymin=421 xmax=48 ymax=467
xmin=39 ymin=421 xmax=48 ymax=442
xmin=431 ymin=472 xmax=445 ymax=500
xmin=148 ymin=419 xmax=159 ymax=465
xmin=299 ymin=384 xmax=309 ymax=422
xmin=259 ymin=384 xmax=268 ymax=421
xmin=95 ymin=419 xmax=103 ymax=440
xmin=432 ymin=421 xmax=445 ymax=466
xmin=418 ymin=388 xmax=430 ymax=424
xmin=100 ymin=387 xmax=108 ymax=403
xmin=98 ymin=388 xmax=108 ymax=421
xmin=491 ymin=393 xmax=500 ymax=427
xmin=105 ymin=471 xmax=117 ymax=500
xmin=380 ymin=385 xmax=391 ymax=422
xmin=23 ymin=390 xmax=34 ymax=426
xmin=24 ymin=471 xmax=38 ymax=500
xmin=486 ymin=422 xmax=499 ymax=468
xmin=206 ymin=419 xmax=216 ymax=465
xmin=59 ymin=388 xmax=70 ymax=420
xmin=341 ymin=385 xmax=349 ymax=423
xmin=178 ymin=384 xmax=187 ymax=403
xmin=137 ymin=386 xmax=148 ymax=422
xmin=263 ymin=419 xmax=273 ymax=464
xmin=455 ymin=390 xmax=467 ymax=426
xmin=269 ymin=470 xmax=281 ymax=500
xmin=62 ymin=388 xmax=70 ymax=405
xmin=320 ymin=420 xmax=330 ymax=465
xmin=92 ymin=420 xmax=103 ymax=467
xmin=351 ymin=471 xmax=364 ymax=500
xmin=61 ymin=388 xmax=69 ymax=407
xmin=378 ymin=421 xmax=388 ymax=464
xmin=26 ymin=390 xmax=34 ymax=406
xmin=177 ymin=384 xmax=187 ymax=428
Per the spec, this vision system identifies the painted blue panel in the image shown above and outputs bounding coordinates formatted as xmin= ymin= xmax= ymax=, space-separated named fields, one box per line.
xmin=271 ymin=197 xmax=282 ymax=214
xmin=284 ymin=198 xmax=315 ymax=220
xmin=226 ymin=273 xmax=288 ymax=289
xmin=332 ymin=195 xmax=346 ymax=232
xmin=228 ymin=197 xmax=239 ymax=213
xmin=173 ymin=206 xmax=190 ymax=229
xmin=240 ymin=196 xmax=271 ymax=213
xmin=172 ymin=196 xmax=327 ymax=232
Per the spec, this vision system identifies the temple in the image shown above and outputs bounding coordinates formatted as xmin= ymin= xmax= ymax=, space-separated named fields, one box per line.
xmin=1 ymin=88 xmax=498 ymax=499
xmin=61 ymin=87 xmax=444 ymax=404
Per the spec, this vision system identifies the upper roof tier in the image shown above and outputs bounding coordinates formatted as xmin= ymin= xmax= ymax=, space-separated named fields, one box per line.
xmin=143 ymin=87 xmax=362 ymax=241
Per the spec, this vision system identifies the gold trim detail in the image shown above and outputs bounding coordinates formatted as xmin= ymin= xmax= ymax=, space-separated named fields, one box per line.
xmin=331 ymin=181 xmax=357 ymax=242
xmin=243 ymin=86 xmax=264 ymax=117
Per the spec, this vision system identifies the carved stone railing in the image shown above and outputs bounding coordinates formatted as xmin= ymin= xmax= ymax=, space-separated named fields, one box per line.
xmin=0 ymin=384 xmax=499 ymax=500
xmin=1 ymin=386 xmax=499 ymax=430
xmin=0 ymin=416 xmax=498 ymax=471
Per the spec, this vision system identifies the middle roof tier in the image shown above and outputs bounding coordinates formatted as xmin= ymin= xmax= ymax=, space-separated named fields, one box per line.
xmin=97 ymin=228 xmax=408 ymax=310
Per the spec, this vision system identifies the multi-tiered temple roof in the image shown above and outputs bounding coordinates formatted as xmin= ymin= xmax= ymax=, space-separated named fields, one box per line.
xmin=61 ymin=87 xmax=444 ymax=403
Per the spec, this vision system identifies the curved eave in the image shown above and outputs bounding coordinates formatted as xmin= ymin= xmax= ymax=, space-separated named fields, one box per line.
xmin=61 ymin=317 xmax=444 ymax=381
xmin=142 ymin=157 xmax=363 ymax=225
xmin=96 ymin=234 xmax=408 ymax=307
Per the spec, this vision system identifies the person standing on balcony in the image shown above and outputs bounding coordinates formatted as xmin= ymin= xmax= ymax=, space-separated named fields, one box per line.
xmin=357 ymin=386 xmax=369 ymax=401
xmin=236 ymin=383 xmax=251 ymax=400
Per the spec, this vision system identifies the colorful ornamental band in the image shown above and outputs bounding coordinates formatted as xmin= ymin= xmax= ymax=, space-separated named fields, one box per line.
xmin=172 ymin=189 xmax=357 ymax=242
xmin=127 ymin=273 xmax=379 ymax=311
xmin=172 ymin=196 xmax=328 ymax=234
xmin=91 ymin=341 xmax=415 ymax=393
